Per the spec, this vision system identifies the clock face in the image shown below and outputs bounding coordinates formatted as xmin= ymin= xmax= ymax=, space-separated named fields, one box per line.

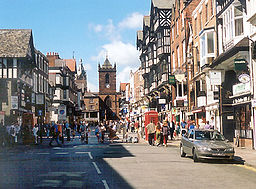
xmin=106 ymin=84 xmax=110 ymax=88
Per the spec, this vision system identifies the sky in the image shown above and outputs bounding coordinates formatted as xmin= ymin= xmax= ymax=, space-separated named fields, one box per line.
xmin=0 ymin=0 xmax=150 ymax=91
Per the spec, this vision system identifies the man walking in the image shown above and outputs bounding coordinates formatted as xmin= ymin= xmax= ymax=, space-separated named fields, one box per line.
xmin=49 ymin=122 xmax=61 ymax=147
xmin=146 ymin=120 xmax=155 ymax=146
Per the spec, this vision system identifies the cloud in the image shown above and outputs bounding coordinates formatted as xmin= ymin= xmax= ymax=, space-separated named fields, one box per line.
xmin=88 ymin=23 xmax=103 ymax=33
xmin=118 ymin=12 xmax=144 ymax=29
xmin=87 ymin=81 xmax=98 ymax=92
xmin=117 ymin=66 xmax=137 ymax=84
xmin=84 ymin=63 xmax=92 ymax=71
xmin=90 ymin=41 xmax=140 ymax=67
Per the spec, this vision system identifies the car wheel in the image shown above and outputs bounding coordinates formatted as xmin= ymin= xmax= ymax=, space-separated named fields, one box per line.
xmin=193 ymin=149 xmax=199 ymax=162
xmin=180 ymin=145 xmax=186 ymax=157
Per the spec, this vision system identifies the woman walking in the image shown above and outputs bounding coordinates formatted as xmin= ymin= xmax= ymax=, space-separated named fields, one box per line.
xmin=155 ymin=122 xmax=162 ymax=146
xmin=162 ymin=121 xmax=169 ymax=147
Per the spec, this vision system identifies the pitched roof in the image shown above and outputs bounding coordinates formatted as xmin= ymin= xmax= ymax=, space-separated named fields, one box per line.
xmin=0 ymin=29 xmax=32 ymax=57
xmin=65 ymin=59 xmax=77 ymax=72
xmin=102 ymin=57 xmax=113 ymax=69
xmin=152 ymin=0 xmax=174 ymax=9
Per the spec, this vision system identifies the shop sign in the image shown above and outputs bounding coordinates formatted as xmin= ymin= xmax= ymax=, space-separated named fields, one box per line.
xmin=227 ymin=116 xmax=234 ymax=120
xmin=234 ymin=59 xmax=247 ymax=71
xmin=175 ymin=100 xmax=184 ymax=107
xmin=11 ymin=96 xmax=18 ymax=110
xmin=209 ymin=70 xmax=222 ymax=85
xmin=158 ymin=99 xmax=166 ymax=104
xmin=168 ymin=75 xmax=176 ymax=85
xmin=238 ymin=73 xmax=250 ymax=83
xmin=233 ymin=96 xmax=251 ymax=105
xmin=233 ymin=82 xmax=250 ymax=96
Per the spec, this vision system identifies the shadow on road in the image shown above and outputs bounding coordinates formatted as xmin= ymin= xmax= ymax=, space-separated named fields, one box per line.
xmin=0 ymin=134 xmax=135 ymax=189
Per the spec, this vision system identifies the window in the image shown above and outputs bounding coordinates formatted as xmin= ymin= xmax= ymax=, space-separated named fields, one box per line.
xmin=172 ymin=51 xmax=176 ymax=73
xmin=182 ymin=40 xmax=186 ymax=64
xmin=172 ymin=27 xmax=174 ymax=41
xmin=194 ymin=17 xmax=197 ymax=35
xmin=177 ymin=46 xmax=180 ymax=68
xmin=234 ymin=5 xmax=243 ymax=36
xmin=199 ymin=12 xmax=203 ymax=31
xmin=200 ymin=31 xmax=215 ymax=68
xmin=63 ymin=90 xmax=67 ymax=99
xmin=105 ymin=74 xmax=109 ymax=84
xmin=223 ymin=4 xmax=244 ymax=45
xmin=157 ymin=32 xmax=162 ymax=47
xmin=205 ymin=4 xmax=208 ymax=22
xmin=182 ymin=12 xmax=184 ymax=28
xmin=211 ymin=0 xmax=214 ymax=16
xmin=176 ymin=20 xmax=179 ymax=36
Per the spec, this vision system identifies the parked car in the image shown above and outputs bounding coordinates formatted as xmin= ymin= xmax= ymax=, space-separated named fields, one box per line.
xmin=180 ymin=129 xmax=235 ymax=162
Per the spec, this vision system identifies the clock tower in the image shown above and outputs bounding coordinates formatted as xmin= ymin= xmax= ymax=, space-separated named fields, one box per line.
xmin=98 ymin=56 xmax=119 ymax=121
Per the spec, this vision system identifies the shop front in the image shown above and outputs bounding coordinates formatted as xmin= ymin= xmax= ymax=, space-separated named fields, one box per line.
xmin=232 ymin=93 xmax=253 ymax=148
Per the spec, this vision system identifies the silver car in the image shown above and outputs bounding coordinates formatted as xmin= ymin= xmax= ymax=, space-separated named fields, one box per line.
xmin=180 ymin=129 xmax=235 ymax=162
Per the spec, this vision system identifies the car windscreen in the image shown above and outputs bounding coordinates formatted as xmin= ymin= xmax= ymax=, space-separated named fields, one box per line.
xmin=195 ymin=131 xmax=211 ymax=140
xmin=195 ymin=131 xmax=225 ymax=141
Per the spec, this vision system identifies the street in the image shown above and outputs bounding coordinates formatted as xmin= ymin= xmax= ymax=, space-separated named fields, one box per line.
xmin=1 ymin=130 xmax=256 ymax=189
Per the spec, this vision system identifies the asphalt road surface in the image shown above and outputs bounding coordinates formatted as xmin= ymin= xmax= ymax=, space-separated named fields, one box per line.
xmin=1 ymin=130 xmax=256 ymax=189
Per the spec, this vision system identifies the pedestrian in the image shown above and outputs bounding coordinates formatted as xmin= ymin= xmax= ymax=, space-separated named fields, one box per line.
xmin=169 ymin=120 xmax=175 ymax=140
xmin=95 ymin=124 xmax=100 ymax=143
xmin=0 ymin=119 xmax=7 ymax=147
xmin=210 ymin=117 xmax=215 ymax=129
xmin=9 ymin=123 xmax=16 ymax=146
xmin=32 ymin=124 xmax=39 ymax=144
xmin=162 ymin=121 xmax=169 ymax=147
xmin=146 ymin=119 xmax=155 ymax=146
xmin=176 ymin=122 xmax=181 ymax=137
xmin=155 ymin=122 xmax=162 ymax=146
xmin=49 ymin=122 xmax=61 ymax=147
xmin=100 ymin=123 xmax=106 ymax=143
xmin=204 ymin=121 xmax=211 ymax=129
xmin=64 ymin=121 xmax=71 ymax=141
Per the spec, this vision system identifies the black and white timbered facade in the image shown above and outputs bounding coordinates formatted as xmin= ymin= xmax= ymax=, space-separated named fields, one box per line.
xmin=137 ymin=0 xmax=173 ymax=109
xmin=0 ymin=29 xmax=36 ymax=124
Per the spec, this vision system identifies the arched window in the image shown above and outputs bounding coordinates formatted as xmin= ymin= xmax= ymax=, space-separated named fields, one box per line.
xmin=105 ymin=96 xmax=112 ymax=108
xmin=105 ymin=74 xmax=109 ymax=84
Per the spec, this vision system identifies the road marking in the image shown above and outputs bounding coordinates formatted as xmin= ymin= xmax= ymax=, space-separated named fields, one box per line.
xmin=37 ymin=153 xmax=50 ymax=155
xmin=92 ymin=162 xmax=101 ymax=174
xmin=53 ymin=147 xmax=62 ymax=150
xmin=102 ymin=180 xmax=110 ymax=189
xmin=75 ymin=152 xmax=93 ymax=159
xmin=235 ymin=164 xmax=256 ymax=172
xmin=56 ymin=152 xmax=69 ymax=155
xmin=88 ymin=152 xmax=93 ymax=159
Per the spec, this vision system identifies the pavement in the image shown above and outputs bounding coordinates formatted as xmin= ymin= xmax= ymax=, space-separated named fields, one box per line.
xmin=119 ymin=131 xmax=256 ymax=170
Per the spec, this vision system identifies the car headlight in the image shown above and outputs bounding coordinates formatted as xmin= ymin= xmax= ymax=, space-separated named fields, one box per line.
xmin=197 ymin=146 xmax=211 ymax=151
xmin=225 ymin=147 xmax=234 ymax=152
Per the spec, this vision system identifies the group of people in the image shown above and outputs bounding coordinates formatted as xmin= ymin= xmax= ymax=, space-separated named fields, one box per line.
xmin=146 ymin=119 xmax=176 ymax=147
xmin=48 ymin=121 xmax=90 ymax=146
xmin=94 ymin=121 xmax=119 ymax=143
xmin=0 ymin=120 xmax=21 ymax=147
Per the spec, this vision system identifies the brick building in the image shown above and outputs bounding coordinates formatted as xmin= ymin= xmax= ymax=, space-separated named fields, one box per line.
xmin=98 ymin=56 xmax=120 ymax=121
